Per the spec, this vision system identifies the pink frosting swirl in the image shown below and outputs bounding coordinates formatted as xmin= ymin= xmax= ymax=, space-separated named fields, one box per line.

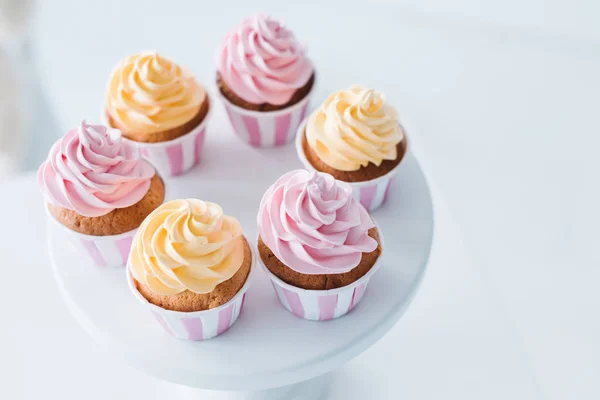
xmin=258 ymin=170 xmax=377 ymax=275
xmin=217 ymin=13 xmax=314 ymax=105
xmin=38 ymin=121 xmax=155 ymax=217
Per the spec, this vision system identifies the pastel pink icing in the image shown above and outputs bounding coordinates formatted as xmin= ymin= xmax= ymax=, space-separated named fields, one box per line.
xmin=38 ymin=121 xmax=155 ymax=217
xmin=258 ymin=170 xmax=377 ymax=275
xmin=217 ymin=13 xmax=314 ymax=106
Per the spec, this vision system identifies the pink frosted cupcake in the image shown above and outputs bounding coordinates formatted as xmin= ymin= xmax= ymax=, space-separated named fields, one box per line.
xmin=39 ymin=121 xmax=165 ymax=267
xmin=257 ymin=169 xmax=383 ymax=320
xmin=216 ymin=13 xmax=315 ymax=147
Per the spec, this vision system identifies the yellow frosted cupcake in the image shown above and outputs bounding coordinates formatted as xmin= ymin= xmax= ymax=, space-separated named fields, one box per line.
xmin=296 ymin=85 xmax=408 ymax=211
xmin=105 ymin=52 xmax=209 ymax=143
xmin=104 ymin=52 xmax=210 ymax=177
xmin=128 ymin=199 xmax=252 ymax=312
xmin=301 ymin=85 xmax=406 ymax=182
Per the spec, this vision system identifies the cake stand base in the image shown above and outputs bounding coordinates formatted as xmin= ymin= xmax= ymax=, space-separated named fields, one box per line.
xmin=175 ymin=374 xmax=329 ymax=400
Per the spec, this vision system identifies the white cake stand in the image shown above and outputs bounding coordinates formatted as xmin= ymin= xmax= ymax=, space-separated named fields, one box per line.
xmin=48 ymin=111 xmax=434 ymax=400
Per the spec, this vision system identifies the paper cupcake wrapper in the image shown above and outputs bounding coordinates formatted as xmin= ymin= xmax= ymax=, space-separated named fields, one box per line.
xmin=126 ymin=245 xmax=256 ymax=340
xmin=295 ymin=119 xmax=404 ymax=212
xmin=258 ymin=225 xmax=383 ymax=321
xmin=352 ymin=174 xmax=398 ymax=212
xmin=46 ymin=205 xmax=137 ymax=268
xmin=218 ymin=88 xmax=312 ymax=148
xmin=123 ymin=117 xmax=207 ymax=178
xmin=103 ymin=105 xmax=210 ymax=178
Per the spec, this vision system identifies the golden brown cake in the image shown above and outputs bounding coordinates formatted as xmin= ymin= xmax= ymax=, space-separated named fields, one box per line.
xmin=48 ymin=174 xmax=165 ymax=236
xmin=106 ymin=98 xmax=209 ymax=143
xmin=259 ymin=228 xmax=381 ymax=290
xmin=302 ymin=131 xmax=407 ymax=182
xmin=217 ymin=72 xmax=315 ymax=112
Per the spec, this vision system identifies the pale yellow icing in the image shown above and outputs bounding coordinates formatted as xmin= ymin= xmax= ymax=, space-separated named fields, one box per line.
xmin=106 ymin=52 xmax=206 ymax=134
xmin=305 ymin=86 xmax=404 ymax=171
xmin=129 ymin=199 xmax=244 ymax=295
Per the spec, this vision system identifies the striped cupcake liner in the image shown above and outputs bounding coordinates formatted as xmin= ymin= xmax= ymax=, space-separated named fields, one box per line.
xmin=352 ymin=175 xmax=398 ymax=212
xmin=45 ymin=205 xmax=137 ymax=268
xmin=295 ymin=119 xmax=405 ymax=212
xmin=218 ymin=88 xmax=312 ymax=148
xmin=126 ymin=245 xmax=255 ymax=341
xmin=258 ymin=225 xmax=383 ymax=321
xmin=123 ymin=114 xmax=208 ymax=178
xmin=103 ymin=103 xmax=210 ymax=178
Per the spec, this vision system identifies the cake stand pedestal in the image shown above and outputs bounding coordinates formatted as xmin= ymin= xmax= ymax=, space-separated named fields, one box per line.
xmin=174 ymin=374 xmax=329 ymax=399
xmin=47 ymin=111 xmax=433 ymax=400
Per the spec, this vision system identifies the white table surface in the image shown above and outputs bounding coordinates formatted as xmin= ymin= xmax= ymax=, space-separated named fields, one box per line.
xmin=3 ymin=1 xmax=598 ymax=399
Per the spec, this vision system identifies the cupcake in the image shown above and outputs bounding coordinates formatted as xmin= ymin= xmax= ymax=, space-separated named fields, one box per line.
xmin=127 ymin=199 xmax=253 ymax=340
xmin=257 ymin=169 xmax=383 ymax=320
xmin=39 ymin=121 xmax=165 ymax=267
xmin=296 ymin=85 xmax=407 ymax=211
xmin=105 ymin=52 xmax=210 ymax=176
xmin=216 ymin=13 xmax=315 ymax=147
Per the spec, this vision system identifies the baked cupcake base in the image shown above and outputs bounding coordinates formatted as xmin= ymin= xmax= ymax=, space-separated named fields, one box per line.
xmin=133 ymin=238 xmax=252 ymax=312
xmin=259 ymin=225 xmax=385 ymax=321
xmin=106 ymin=98 xmax=210 ymax=144
xmin=48 ymin=174 xmax=166 ymax=236
xmin=217 ymin=72 xmax=315 ymax=112
xmin=302 ymin=130 xmax=407 ymax=182
xmin=258 ymin=228 xmax=381 ymax=290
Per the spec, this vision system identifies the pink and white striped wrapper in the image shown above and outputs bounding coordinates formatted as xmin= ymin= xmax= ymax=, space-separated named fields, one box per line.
xmin=218 ymin=88 xmax=312 ymax=148
xmin=295 ymin=120 xmax=405 ymax=212
xmin=126 ymin=245 xmax=256 ymax=340
xmin=103 ymin=105 xmax=210 ymax=178
xmin=46 ymin=205 xmax=137 ymax=268
xmin=259 ymin=225 xmax=384 ymax=321
xmin=124 ymin=117 xmax=208 ymax=178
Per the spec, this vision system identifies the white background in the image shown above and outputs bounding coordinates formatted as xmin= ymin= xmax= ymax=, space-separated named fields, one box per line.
xmin=1 ymin=1 xmax=598 ymax=398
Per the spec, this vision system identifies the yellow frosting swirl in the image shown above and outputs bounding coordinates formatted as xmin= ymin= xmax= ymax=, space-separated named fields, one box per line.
xmin=106 ymin=52 xmax=206 ymax=134
xmin=129 ymin=199 xmax=245 ymax=296
xmin=305 ymin=85 xmax=404 ymax=171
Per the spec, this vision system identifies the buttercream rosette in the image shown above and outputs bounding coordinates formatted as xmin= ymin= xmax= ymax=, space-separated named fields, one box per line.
xmin=217 ymin=13 xmax=313 ymax=106
xmin=38 ymin=121 xmax=155 ymax=218
xmin=258 ymin=169 xmax=377 ymax=275
xmin=305 ymin=85 xmax=404 ymax=172
xmin=129 ymin=199 xmax=245 ymax=295
xmin=106 ymin=52 xmax=206 ymax=135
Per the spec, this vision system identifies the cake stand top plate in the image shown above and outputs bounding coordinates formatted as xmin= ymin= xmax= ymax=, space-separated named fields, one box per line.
xmin=49 ymin=110 xmax=433 ymax=391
